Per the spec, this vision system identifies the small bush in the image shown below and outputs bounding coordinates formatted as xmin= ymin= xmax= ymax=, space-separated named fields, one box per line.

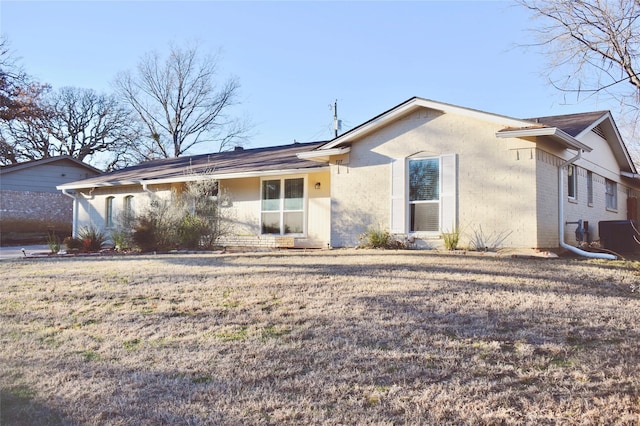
xmin=78 ymin=226 xmax=109 ymax=252
xmin=47 ymin=231 xmax=60 ymax=254
xmin=132 ymin=216 xmax=159 ymax=253
xmin=63 ymin=236 xmax=84 ymax=252
xmin=468 ymin=225 xmax=512 ymax=252
xmin=110 ymin=228 xmax=133 ymax=252
xmin=441 ymin=227 xmax=460 ymax=251
xmin=177 ymin=213 xmax=208 ymax=249
xmin=358 ymin=226 xmax=405 ymax=249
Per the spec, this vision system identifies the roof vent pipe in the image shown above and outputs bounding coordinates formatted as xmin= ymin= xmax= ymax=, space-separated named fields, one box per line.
xmin=558 ymin=150 xmax=616 ymax=260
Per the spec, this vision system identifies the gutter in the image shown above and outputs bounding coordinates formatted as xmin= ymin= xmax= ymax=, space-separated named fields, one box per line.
xmin=558 ymin=151 xmax=616 ymax=260
xmin=621 ymin=171 xmax=640 ymax=179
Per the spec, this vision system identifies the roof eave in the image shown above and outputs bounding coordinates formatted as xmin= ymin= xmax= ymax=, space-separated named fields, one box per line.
xmin=296 ymin=146 xmax=351 ymax=162
xmin=57 ymin=166 xmax=331 ymax=190
xmin=496 ymin=127 xmax=593 ymax=152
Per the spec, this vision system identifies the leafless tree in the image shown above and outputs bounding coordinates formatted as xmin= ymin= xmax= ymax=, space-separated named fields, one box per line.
xmin=520 ymin=0 xmax=640 ymax=100
xmin=519 ymin=0 xmax=640 ymax=158
xmin=2 ymin=86 xmax=141 ymax=169
xmin=114 ymin=42 xmax=249 ymax=158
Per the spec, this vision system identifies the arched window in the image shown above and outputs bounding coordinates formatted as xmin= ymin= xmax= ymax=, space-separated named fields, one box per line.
xmin=105 ymin=196 xmax=115 ymax=228
xmin=123 ymin=195 xmax=134 ymax=223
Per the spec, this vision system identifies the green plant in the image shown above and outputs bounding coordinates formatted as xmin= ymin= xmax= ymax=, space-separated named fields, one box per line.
xmin=46 ymin=231 xmax=60 ymax=254
xmin=78 ymin=226 xmax=109 ymax=252
xmin=441 ymin=227 xmax=460 ymax=250
xmin=358 ymin=226 xmax=405 ymax=249
xmin=177 ymin=213 xmax=208 ymax=249
xmin=110 ymin=227 xmax=132 ymax=252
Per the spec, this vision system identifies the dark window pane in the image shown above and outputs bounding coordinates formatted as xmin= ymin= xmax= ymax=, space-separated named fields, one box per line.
xmin=409 ymin=158 xmax=439 ymax=201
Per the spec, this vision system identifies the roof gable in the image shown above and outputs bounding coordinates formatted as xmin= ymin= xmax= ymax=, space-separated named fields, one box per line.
xmin=319 ymin=97 xmax=531 ymax=150
xmin=309 ymin=96 xmax=636 ymax=174
xmin=0 ymin=155 xmax=102 ymax=175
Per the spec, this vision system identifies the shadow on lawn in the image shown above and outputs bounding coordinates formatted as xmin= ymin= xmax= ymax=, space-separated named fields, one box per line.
xmin=158 ymin=252 xmax=639 ymax=300
xmin=1 ymin=388 xmax=66 ymax=426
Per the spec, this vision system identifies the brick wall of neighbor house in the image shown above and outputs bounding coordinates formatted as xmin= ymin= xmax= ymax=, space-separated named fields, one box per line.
xmin=0 ymin=190 xmax=72 ymax=236
xmin=330 ymin=109 xmax=540 ymax=249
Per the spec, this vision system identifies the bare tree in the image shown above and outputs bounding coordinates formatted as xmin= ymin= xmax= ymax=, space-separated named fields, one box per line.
xmin=519 ymin=0 xmax=640 ymax=101
xmin=115 ymin=42 xmax=248 ymax=158
xmin=519 ymin=0 xmax=640 ymax=161
xmin=2 ymin=86 xmax=141 ymax=169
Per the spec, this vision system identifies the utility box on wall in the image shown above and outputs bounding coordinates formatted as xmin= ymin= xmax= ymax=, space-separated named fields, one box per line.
xmin=598 ymin=220 xmax=639 ymax=253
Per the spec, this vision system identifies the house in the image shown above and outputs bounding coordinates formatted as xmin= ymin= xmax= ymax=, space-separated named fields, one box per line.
xmin=1 ymin=156 xmax=102 ymax=243
xmin=56 ymin=97 xmax=640 ymax=252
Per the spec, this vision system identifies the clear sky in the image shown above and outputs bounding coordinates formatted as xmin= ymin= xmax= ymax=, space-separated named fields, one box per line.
xmin=0 ymin=0 xmax=622 ymax=154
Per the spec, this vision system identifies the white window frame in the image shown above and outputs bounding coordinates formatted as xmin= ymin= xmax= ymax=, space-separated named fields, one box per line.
xmin=605 ymin=179 xmax=617 ymax=211
xmin=408 ymin=156 xmax=441 ymax=234
xmin=567 ymin=165 xmax=577 ymax=200
xmin=105 ymin=196 xmax=115 ymax=228
xmin=586 ymin=170 xmax=593 ymax=206
xmin=260 ymin=176 xmax=307 ymax=236
xmin=390 ymin=153 xmax=457 ymax=235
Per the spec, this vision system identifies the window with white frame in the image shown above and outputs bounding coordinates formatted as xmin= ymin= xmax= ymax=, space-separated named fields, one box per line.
xmin=390 ymin=154 xmax=457 ymax=235
xmin=605 ymin=179 xmax=617 ymax=210
xmin=123 ymin=195 xmax=135 ymax=223
xmin=105 ymin=196 xmax=115 ymax=228
xmin=567 ymin=165 xmax=577 ymax=199
xmin=586 ymin=171 xmax=593 ymax=205
xmin=409 ymin=158 xmax=440 ymax=232
xmin=261 ymin=177 xmax=305 ymax=235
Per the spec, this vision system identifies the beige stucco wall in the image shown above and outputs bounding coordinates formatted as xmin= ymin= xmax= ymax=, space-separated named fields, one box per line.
xmin=330 ymin=109 xmax=540 ymax=249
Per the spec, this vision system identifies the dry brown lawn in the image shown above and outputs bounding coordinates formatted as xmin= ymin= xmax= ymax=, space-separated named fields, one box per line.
xmin=1 ymin=249 xmax=639 ymax=425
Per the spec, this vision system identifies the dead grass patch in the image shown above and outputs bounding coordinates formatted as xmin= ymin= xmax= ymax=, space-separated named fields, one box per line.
xmin=1 ymin=250 xmax=639 ymax=424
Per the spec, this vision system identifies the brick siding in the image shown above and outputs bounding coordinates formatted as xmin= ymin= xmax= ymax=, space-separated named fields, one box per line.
xmin=0 ymin=190 xmax=72 ymax=234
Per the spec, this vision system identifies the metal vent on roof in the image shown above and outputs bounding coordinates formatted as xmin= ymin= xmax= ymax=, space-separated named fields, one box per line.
xmin=592 ymin=125 xmax=606 ymax=139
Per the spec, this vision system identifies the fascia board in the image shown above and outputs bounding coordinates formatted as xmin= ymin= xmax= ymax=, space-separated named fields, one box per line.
xmin=57 ymin=166 xmax=331 ymax=190
xmin=496 ymin=127 xmax=593 ymax=152
xmin=296 ymin=146 xmax=350 ymax=160
xmin=587 ymin=112 xmax=637 ymax=174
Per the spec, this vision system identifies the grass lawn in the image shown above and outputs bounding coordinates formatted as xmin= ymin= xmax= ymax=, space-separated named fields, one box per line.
xmin=1 ymin=250 xmax=639 ymax=424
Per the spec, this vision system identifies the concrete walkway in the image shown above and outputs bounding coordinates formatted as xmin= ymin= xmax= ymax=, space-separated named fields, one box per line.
xmin=0 ymin=245 xmax=50 ymax=260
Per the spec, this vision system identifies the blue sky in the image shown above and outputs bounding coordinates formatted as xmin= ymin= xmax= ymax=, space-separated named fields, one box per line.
xmin=0 ymin=1 xmax=620 ymax=153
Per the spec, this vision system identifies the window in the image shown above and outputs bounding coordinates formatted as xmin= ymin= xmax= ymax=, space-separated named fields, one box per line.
xmin=605 ymin=179 xmax=617 ymax=210
xmin=105 ymin=196 xmax=115 ymax=228
xmin=261 ymin=177 xmax=305 ymax=234
xmin=409 ymin=158 xmax=440 ymax=232
xmin=123 ymin=195 xmax=134 ymax=223
xmin=567 ymin=165 xmax=577 ymax=199
xmin=587 ymin=171 xmax=593 ymax=205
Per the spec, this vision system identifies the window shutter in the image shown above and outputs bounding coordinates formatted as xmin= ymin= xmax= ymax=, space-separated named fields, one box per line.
xmin=390 ymin=158 xmax=406 ymax=233
xmin=440 ymin=154 xmax=458 ymax=232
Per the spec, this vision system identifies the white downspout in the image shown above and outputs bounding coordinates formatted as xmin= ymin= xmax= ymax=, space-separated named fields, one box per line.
xmin=61 ymin=189 xmax=79 ymax=237
xmin=558 ymin=151 xmax=617 ymax=260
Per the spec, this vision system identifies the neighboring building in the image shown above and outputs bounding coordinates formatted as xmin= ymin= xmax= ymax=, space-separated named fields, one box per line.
xmin=1 ymin=156 xmax=102 ymax=242
xmin=57 ymin=97 xmax=640 ymax=251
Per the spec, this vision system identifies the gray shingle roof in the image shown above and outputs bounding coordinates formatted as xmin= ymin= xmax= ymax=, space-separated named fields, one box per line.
xmin=59 ymin=141 xmax=328 ymax=189
xmin=525 ymin=111 xmax=608 ymax=137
